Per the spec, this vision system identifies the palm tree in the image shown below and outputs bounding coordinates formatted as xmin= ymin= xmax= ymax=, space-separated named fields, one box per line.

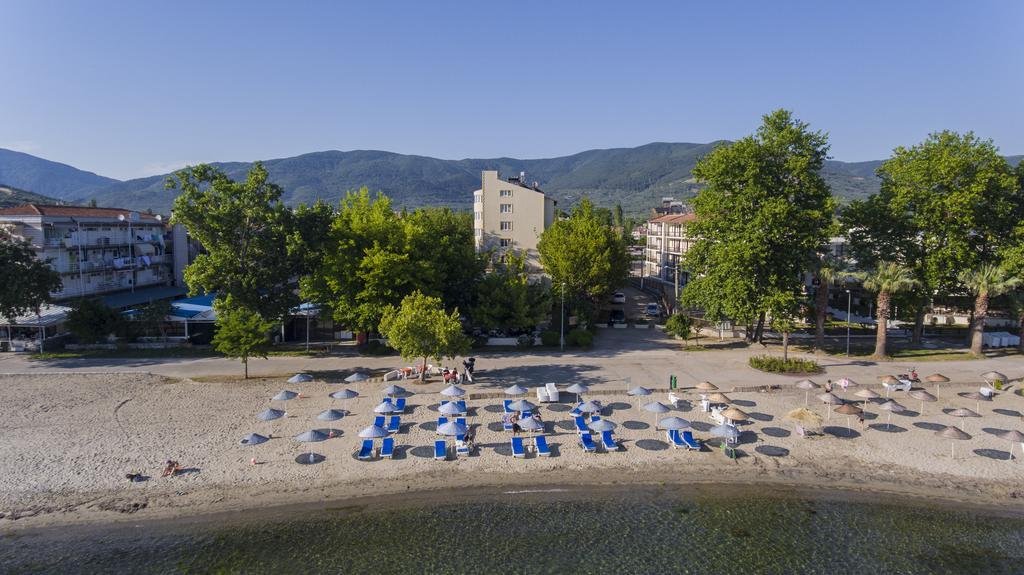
xmin=813 ymin=260 xmax=843 ymax=352
xmin=860 ymin=262 xmax=917 ymax=359
xmin=959 ymin=265 xmax=1021 ymax=356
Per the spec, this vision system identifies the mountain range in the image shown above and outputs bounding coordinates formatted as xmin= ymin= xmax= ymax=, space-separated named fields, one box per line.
xmin=0 ymin=184 xmax=63 ymax=208
xmin=1 ymin=145 xmax=1020 ymax=215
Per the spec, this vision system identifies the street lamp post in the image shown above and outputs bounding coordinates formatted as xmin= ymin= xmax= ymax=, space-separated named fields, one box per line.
xmin=845 ymin=289 xmax=852 ymax=356
xmin=560 ymin=282 xmax=566 ymax=351
xmin=305 ymin=310 xmax=310 ymax=352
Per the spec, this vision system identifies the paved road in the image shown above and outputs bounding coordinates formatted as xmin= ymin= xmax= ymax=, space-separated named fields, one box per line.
xmin=1 ymin=328 xmax=1021 ymax=391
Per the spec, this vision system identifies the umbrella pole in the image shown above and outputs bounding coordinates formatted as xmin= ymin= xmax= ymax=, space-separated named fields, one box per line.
xmin=886 ymin=412 xmax=892 ymax=430
xmin=950 ymin=441 xmax=954 ymax=460
xmin=804 ymin=390 xmax=809 ymax=406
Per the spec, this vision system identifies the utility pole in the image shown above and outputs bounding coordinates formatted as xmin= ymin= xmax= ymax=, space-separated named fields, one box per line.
xmin=560 ymin=282 xmax=565 ymax=351
xmin=846 ymin=289 xmax=852 ymax=356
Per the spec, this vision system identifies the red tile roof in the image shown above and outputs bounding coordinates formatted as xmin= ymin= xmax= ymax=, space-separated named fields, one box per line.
xmin=0 ymin=204 xmax=162 ymax=221
xmin=648 ymin=213 xmax=697 ymax=224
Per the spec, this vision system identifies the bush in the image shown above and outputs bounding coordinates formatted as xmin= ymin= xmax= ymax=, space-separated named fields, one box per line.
xmin=664 ymin=313 xmax=694 ymax=340
xmin=516 ymin=334 xmax=534 ymax=349
xmin=566 ymin=328 xmax=593 ymax=348
xmin=540 ymin=330 xmax=560 ymax=347
xmin=748 ymin=354 xmax=822 ymax=374
xmin=65 ymin=298 xmax=122 ymax=343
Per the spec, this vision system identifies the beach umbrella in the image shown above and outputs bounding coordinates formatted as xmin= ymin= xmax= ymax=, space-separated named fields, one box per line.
xmin=925 ymin=373 xmax=950 ymax=398
xmin=345 ymin=371 xmax=370 ymax=383
xmin=710 ymin=423 xmax=740 ymax=444
xmin=381 ymin=384 xmax=406 ymax=397
xmin=721 ymin=407 xmax=749 ymax=425
xmin=240 ymin=432 xmax=268 ymax=465
xmin=879 ymin=375 xmax=899 ymax=397
xmin=272 ymin=390 xmax=298 ymax=402
xmin=316 ymin=409 xmax=345 ymax=422
xmin=566 ymin=383 xmax=589 ymax=403
xmin=295 ymin=429 xmax=328 ymax=464
xmin=587 ymin=419 xmax=617 ymax=433
xmin=784 ymin=407 xmax=823 ymax=434
xmin=659 ymin=416 xmax=691 ymax=431
xmin=516 ymin=416 xmax=544 ymax=433
xmin=908 ymin=389 xmax=937 ymax=415
xmin=960 ymin=391 xmax=992 ymax=414
xmin=329 ymin=388 xmax=359 ymax=400
xmin=643 ymin=401 xmax=670 ymax=428
xmin=854 ymin=388 xmax=880 ymax=404
xmin=834 ymin=403 xmax=863 ymax=437
xmin=878 ymin=400 xmax=906 ymax=430
xmin=256 ymin=408 xmax=286 ymax=421
xmin=795 ymin=379 xmax=820 ymax=406
xmin=508 ymin=399 xmax=538 ymax=413
xmin=996 ymin=430 xmax=1024 ymax=461
xmin=936 ymin=426 xmax=971 ymax=459
xmin=947 ymin=407 xmax=980 ymax=433
xmin=287 ymin=373 xmax=313 ymax=384
xmin=576 ymin=400 xmax=602 ymax=414
xmin=439 ymin=401 xmax=465 ymax=415
xmin=441 ymin=384 xmax=466 ymax=397
xmin=707 ymin=392 xmax=732 ymax=404
xmin=981 ymin=371 xmax=1008 ymax=386
xmin=817 ymin=392 xmax=843 ymax=421
xmin=437 ymin=420 xmax=469 ymax=437
xmin=627 ymin=386 xmax=652 ymax=396
xmin=504 ymin=384 xmax=528 ymax=396
xmin=358 ymin=425 xmax=388 ymax=438
xmin=373 ymin=400 xmax=399 ymax=414
xmin=695 ymin=381 xmax=718 ymax=391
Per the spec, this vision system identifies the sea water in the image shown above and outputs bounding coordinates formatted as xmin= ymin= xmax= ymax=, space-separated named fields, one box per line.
xmin=4 ymin=487 xmax=1024 ymax=574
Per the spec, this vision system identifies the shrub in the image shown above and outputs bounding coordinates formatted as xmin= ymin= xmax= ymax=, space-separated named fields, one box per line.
xmin=540 ymin=330 xmax=560 ymax=347
xmin=664 ymin=313 xmax=694 ymax=340
xmin=471 ymin=335 xmax=489 ymax=349
xmin=65 ymin=298 xmax=121 ymax=343
xmin=516 ymin=334 xmax=534 ymax=348
xmin=748 ymin=354 xmax=822 ymax=374
xmin=566 ymin=328 xmax=593 ymax=348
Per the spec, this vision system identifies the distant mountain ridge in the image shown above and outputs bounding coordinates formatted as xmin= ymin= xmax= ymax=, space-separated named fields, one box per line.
xmin=0 ymin=184 xmax=63 ymax=208
xmin=1 ymin=145 xmax=1020 ymax=215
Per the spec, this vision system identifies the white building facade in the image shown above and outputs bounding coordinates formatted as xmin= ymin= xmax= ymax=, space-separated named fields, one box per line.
xmin=473 ymin=170 xmax=557 ymax=271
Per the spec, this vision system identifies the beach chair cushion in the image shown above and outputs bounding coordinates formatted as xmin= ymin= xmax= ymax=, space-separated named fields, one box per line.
xmin=667 ymin=429 xmax=685 ymax=449
xmin=574 ymin=416 xmax=588 ymax=434
xmin=358 ymin=439 xmax=374 ymax=460
xmin=387 ymin=415 xmax=401 ymax=433
xmin=374 ymin=415 xmax=386 ymax=428
xmin=381 ymin=437 xmax=395 ymax=459
xmin=434 ymin=440 xmax=447 ymax=460
xmin=511 ymin=436 xmax=526 ymax=458
xmin=535 ymin=435 xmax=551 ymax=457
xmin=579 ymin=432 xmax=597 ymax=453
xmin=601 ymin=430 xmax=619 ymax=452
xmin=681 ymin=431 xmax=700 ymax=450
xmin=456 ymin=417 xmax=466 ymax=427
xmin=503 ymin=399 xmax=513 ymax=413
xmin=394 ymin=397 xmax=407 ymax=413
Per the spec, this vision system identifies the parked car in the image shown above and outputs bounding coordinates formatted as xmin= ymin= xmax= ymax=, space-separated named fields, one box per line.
xmin=611 ymin=292 xmax=626 ymax=304
xmin=644 ymin=303 xmax=660 ymax=317
xmin=609 ymin=310 xmax=626 ymax=325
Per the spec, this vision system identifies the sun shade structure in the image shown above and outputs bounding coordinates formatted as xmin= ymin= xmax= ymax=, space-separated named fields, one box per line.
xmin=345 ymin=372 xmax=370 ymax=383
xmin=925 ymin=374 xmax=950 ymax=383
xmin=373 ymin=401 xmax=399 ymax=414
xmin=936 ymin=425 xmax=971 ymax=459
xmin=566 ymin=383 xmax=589 ymax=403
xmin=696 ymin=381 xmax=718 ymax=391
xmin=784 ymin=407 xmax=823 ymax=432
xmin=643 ymin=401 xmax=670 ymax=427
xmin=287 ymin=373 xmax=313 ymax=384
xmin=627 ymin=386 xmax=652 ymax=396
xmin=710 ymin=424 xmax=740 ymax=443
xmin=256 ymin=408 xmax=286 ymax=421
xmin=948 ymin=407 xmax=980 ymax=432
xmin=721 ymin=407 xmax=749 ymax=423
xmin=707 ymin=393 xmax=732 ymax=404
xmin=961 ymin=391 xmax=992 ymax=414
xmin=795 ymin=379 xmax=820 ymax=405
xmin=439 ymin=401 xmax=465 ymax=415
xmin=381 ymin=384 xmax=406 ymax=397
xmin=980 ymin=371 xmax=1009 ymax=384
xmin=576 ymin=400 xmax=602 ymax=413
xmin=997 ymin=430 xmax=1024 ymax=461
xmin=878 ymin=400 xmax=906 ymax=430
xmin=879 ymin=375 xmax=900 ymax=384
xmin=587 ymin=419 xmax=617 ymax=432
xmin=504 ymin=384 xmax=529 ymax=396
xmin=441 ymin=384 xmax=466 ymax=397
xmin=329 ymin=389 xmax=359 ymax=400
xmin=516 ymin=417 xmax=543 ymax=432
xmin=508 ymin=399 xmax=538 ymax=412
xmin=240 ymin=433 xmax=268 ymax=446
xmin=317 ymin=409 xmax=345 ymax=421
xmin=835 ymin=403 xmax=863 ymax=437
xmin=295 ymin=429 xmax=328 ymax=464
xmin=855 ymin=389 xmax=880 ymax=401
xmin=908 ymin=390 xmax=937 ymax=414
xmin=358 ymin=425 xmax=389 ymax=438
xmin=272 ymin=390 xmax=298 ymax=402
xmin=437 ymin=420 xmax=469 ymax=437
xmin=659 ymin=416 xmax=690 ymax=430
xmin=818 ymin=392 xmax=844 ymax=405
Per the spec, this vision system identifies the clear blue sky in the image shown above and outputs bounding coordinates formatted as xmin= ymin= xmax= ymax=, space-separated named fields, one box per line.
xmin=1 ymin=0 xmax=1021 ymax=180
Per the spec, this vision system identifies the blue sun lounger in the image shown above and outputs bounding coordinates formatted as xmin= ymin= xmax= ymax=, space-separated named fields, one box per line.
xmin=436 ymin=417 xmax=448 ymax=433
xmin=456 ymin=417 xmax=466 ymax=427
xmin=574 ymin=416 xmax=588 ymax=434
xmin=380 ymin=437 xmax=395 ymax=459
xmin=358 ymin=439 xmax=374 ymax=460
xmin=503 ymin=399 xmax=513 ymax=413
xmin=579 ymin=432 xmax=597 ymax=453
xmin=373 ymin=415 xmax=386 ymax=428
xmin=590 ymin=415 xmax=601 ymax=424
xmin=681 ymin=431 xmax=701 ymax=451
xmin=387 ymin=415 xmax=401 ymax=433
xmin=667 ymin=429 xmax=684 ymax=448
xmin=535 ymin=435 xmax=551 ymax=457
xmin=434 ymin=440 xmax=447 ymax=460
xmin=601 ymin=430 xmax=619 ymax=452
xmin=569 ymin=404 xmax=583 ymax=417
xmin=393 ymin=397 xmax=406 ymax=413
xmin=511 ymin=436 xmax=526 ymax=458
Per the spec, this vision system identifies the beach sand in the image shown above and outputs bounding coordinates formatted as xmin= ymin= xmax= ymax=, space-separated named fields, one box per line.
xmin=2 ymin=372 xmax=1024 ymax=531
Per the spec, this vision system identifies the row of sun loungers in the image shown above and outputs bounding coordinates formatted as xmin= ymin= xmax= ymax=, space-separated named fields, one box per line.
xmin=358 ymin=437 xmax=397 ymax=460
xmin=668 ymin=429 xmax=701 ymax=450
xmin=511 ymin=435 xmax=552 ymax=458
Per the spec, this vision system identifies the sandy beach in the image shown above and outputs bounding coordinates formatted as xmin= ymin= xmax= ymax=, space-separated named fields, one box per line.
xmin=3 ymin=365 xmax=1024 ymax=533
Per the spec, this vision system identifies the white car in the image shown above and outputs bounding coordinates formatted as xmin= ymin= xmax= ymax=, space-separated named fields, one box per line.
xmin=611 ymin=292 xmax=626 ymax=304
xmin=644 ymin=303 xmax=660 ymax=317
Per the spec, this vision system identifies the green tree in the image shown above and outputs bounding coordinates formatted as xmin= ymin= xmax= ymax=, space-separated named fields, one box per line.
xmin=538 ymin=198 xmax=630 ymax=317
xmin=136 ymin=299 xmax=172 ymax=339
xmin=0 ymin=229 xmax=62 ymax=321
xmin=405 ymin=207 xmax=486 ymax=312
xmin=681 ymin=109 xmax=836 ymax=343
xmin=959 ymin=264 xmax=1021 ymax=356
xmin=859 ymin=262 xmax=918 ymax=359
xmin=211 ymin=297 xmax=274 ymax=379
xmin=664 ymin=313 xmax=694 ymax=343
xmin=65 ymin=299 xmax=120 ymax=344
xmin=472 ymin=253 xmax=551 ymax=333
xmin=765 ymin=291 xmax=800 ymax=362
xmin=812 ymin=259 xmax=845 ymax=351
xmin=168 ymin=163 xmax=299 ymax=321
xmin=378 ymin=291 xmax=471 ymax=382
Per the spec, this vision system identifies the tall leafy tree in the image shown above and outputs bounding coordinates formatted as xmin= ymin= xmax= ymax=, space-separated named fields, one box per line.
xmin=65 ymin=298 xmax=120 ymax=344
xmin=859 ymin=262 xmax=917 ymax=358
xmin=812 ymin=258 xmax=845 ymax=351
xmin=378 ymin=291 xmax=471 ymax=382
xmin=681 ymin=109 xmax=836 ymax=343
xmin=168 ymin=163 xmax=299 ymax=321
xmin=959 ymin=265 xmax=1021 ymax=356
xmin=405 ymin=207 xmax=485 ymax=313
xmin=537 ymin=198 xmax=630 ymax=315
xmin=211 ymin=296 xmax=274 ymax=379
xmin=0 ymin=229 xmax=62 ymax=321
xmin=471 ymin=253 xmax=551 ymax=333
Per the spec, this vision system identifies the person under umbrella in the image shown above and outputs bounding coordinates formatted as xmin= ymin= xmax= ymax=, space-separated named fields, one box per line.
xmin=947 ymin=407 xmax=980 ymax=434
xmin=924 ymin=373 xmax=950 ymax=398
xmin=996 ymin=430 xmax=1024 ymax=461
xmin=795 ymin=379 xmax=820 ymax=406
xmin=834 ymin=403 xmax=863 ymax=437
xmin=643 ymin=401 xmax=670 ymax=428
xmin=908 ymin=389 xmax=936 ymax=416
xmin=566 ymin=383 xmax=590 ymax=404
xmin=936 ymin=426 xmax=971 ymax=459
xmin=240 ymin=433 xmax=268 ymax=465
xmin=329 ymin=388 xmax=358 ymax=415
xmin=294 ymin=429 xmax=328 ymax=464
xmin=878 ymin=400 xmax=906 ymax=431
xmin=287 ymin=373 xmax=313 ymax=384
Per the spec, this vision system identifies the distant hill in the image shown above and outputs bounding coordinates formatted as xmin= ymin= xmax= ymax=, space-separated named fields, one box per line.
xmin=0 ymin=148 xmax=119 ymax=201
xmin=0 ymin=184 xmax=64 ymax=208
xmin=2 ymin=145 xmax=1020 ymax=215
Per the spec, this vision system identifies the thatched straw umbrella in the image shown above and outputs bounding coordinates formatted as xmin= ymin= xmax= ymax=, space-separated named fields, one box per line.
xmin=878 ymin=400 xmax=906 ymax=430
xmin=696 ymin=381 xmax=718 ymax=392
xmin=784 ymin=407 xmax=823 ymax=436
xmin=936 ymin=425 xmax=971 ymax=459
xmin=855 ymin=388 xmax=880 ymax=404
xmin=925 ymin=373 xmax=950 ymax=398
xmin=997 ymin=430 xmax=1024 ymax=461
xmin=795 ymin=379 xmax=820 ymax=406
xmin=981 ymin=371 xmax=1009 ymax=388
xmin=817 ymin=392 xmax=843 ymax=421
xmin=834 ymin=403 xmax=864 ymax=437
xmin=947 ymin=407 xmax=980 ymax=433
xmin=721 ymin=407 xmax=749 ymax=426
xmin=908 ymin=389 xmax=937 ymax=415
xmin=879 ymin=375 xmax=900 ymax=397
xmin=708 ymin=392 xmax=732 ymax=405
xmin=960 ymin=391 xmax=992 ymax=414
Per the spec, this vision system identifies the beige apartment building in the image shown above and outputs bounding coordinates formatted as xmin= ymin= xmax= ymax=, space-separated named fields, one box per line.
xmin=473 ymin=170 xmax=557 ymax=271
xmin=643 ymin=213 xmax=697 ymax=289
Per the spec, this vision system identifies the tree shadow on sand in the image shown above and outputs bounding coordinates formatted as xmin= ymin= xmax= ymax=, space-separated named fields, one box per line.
xmin=478 ymin=364 xmax=607 ymax=388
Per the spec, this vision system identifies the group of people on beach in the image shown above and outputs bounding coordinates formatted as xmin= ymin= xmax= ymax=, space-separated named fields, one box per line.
xmin=503 ymin=410 xmax=543 ymax=435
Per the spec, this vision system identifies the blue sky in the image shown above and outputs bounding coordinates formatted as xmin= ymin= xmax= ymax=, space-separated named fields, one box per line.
xmin=1 ymin=0 xmax=1021 ymax=180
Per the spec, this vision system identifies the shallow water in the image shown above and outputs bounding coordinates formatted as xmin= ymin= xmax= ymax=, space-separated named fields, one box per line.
xmin=5 ymin=487 xmax=1024 ymax=574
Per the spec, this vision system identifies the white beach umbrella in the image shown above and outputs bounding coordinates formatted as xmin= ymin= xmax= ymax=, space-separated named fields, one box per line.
xmin=329 ymin=388 xmax=359 ymax=400
xmin=240 ymin=432 xmax=269 ymax=465
xmin=256 ymin=408 xmax=286 ymax=421
xmin=294 ymin=429 xmax=328 ymax=464
xmin=439 ymin=401 xmax=465 ymax=415
xmin=437 ymin=420 xmax=469 ymax=437
xmin=587 ymin=419 xmax=617 ymax=433
xmin=272 ymin=390 xmax=298 ymax=402
xmin=373 ymin=400 xmax=399 ymax=414
xmin=504 ymin=384 xmax=528 ymax=396
xmin=381 ymin=384 xmax=406 ymax=397
xmin=317 ymin=409 xmax=345 ymax=421
xmin=441 ymin=384 xmax=466 ymax=397
xmin=516 ymin=416 xmax=544 ymax=433
xmin=358 ymin=425 xmax=388 ymax=438
xmin=643 ymin=401 xmax=670 ymax=428
xmin=566 ymin=383 xmax=590 ymax=403
xmin=345 ymin=371 xmax=370 ymax=383
xmin=508 ymin=399 xmax=537 ymax=413
xmin=795 ymin=379 xmax=820 ymax=406
xmin=287 ymin=373 xmax=313 ymax=384
xmin=659 ymin=416 xmax=690 ymax=431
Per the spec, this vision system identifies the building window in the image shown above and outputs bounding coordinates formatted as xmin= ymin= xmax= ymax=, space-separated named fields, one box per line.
xmin=499 ymin=239 xmax=511 ymax=247
xmin=500 ymin=221 xmax=513 ymax=231
xmin=500 ymin=190 xmax=513 ymax=197
xmin=500 ymin=203 xmax=513 ymax=213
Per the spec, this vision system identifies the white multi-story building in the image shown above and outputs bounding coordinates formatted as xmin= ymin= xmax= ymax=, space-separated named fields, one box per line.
xmin=643 ymin=213 xmax=697 ymax=289
xmin=473 ymin=170 xmax=557 ymax=271
xmin=0 ymin=204 xmax=188 ymax=302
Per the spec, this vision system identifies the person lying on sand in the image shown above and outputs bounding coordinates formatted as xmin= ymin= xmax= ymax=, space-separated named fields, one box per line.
xmin=125 ymin=472 xmax=144 ymax=482
xmin=162 ymin=460 xmax=182 ymax=477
